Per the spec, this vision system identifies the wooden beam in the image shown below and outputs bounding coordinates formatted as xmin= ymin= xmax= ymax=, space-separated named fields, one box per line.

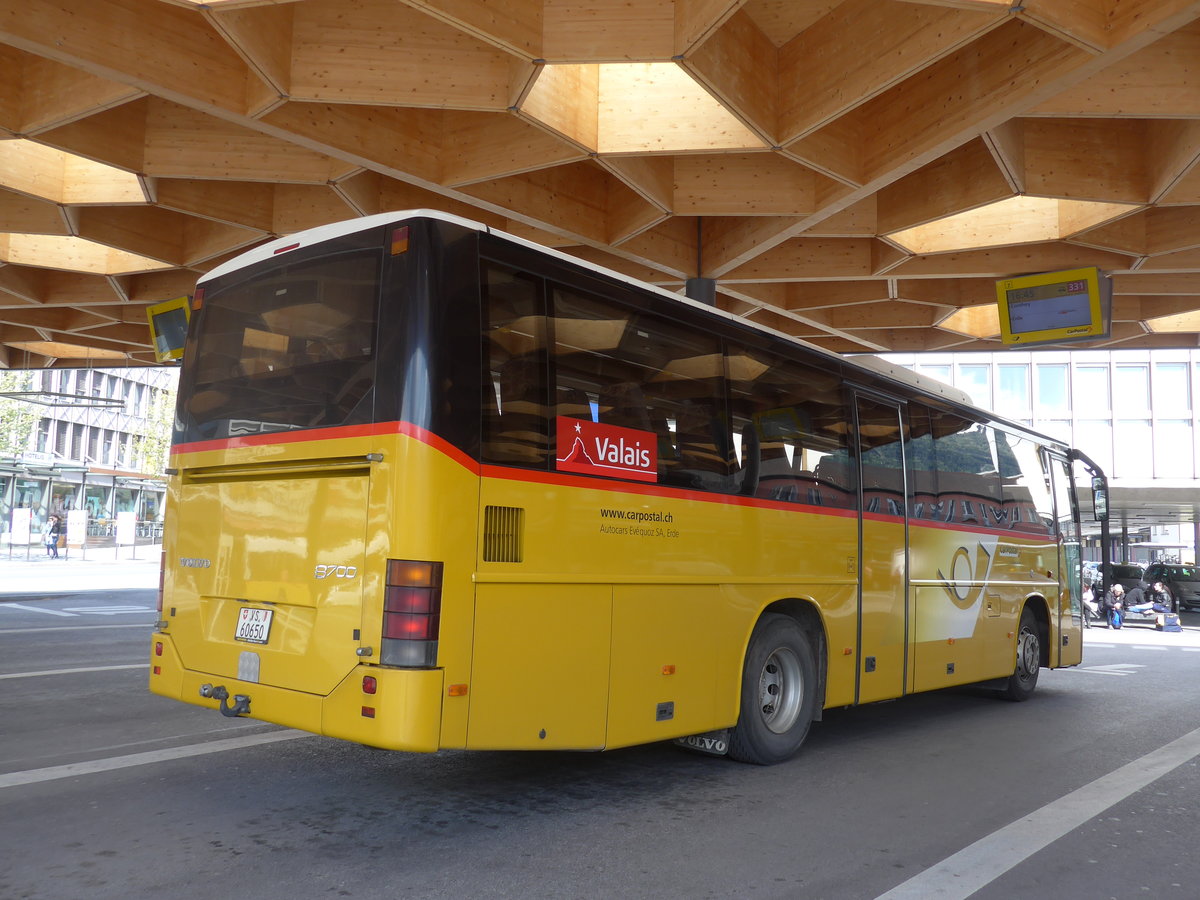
xmin=784 ymin=280 xmax=891 ymax=311
xmin=598 ymin=154 xmax=673 ymax=211
xmin=269 ymin=184 xmax=357 ymax=236
xmin=856 ymin=21 xmax=1089 ymax=183
xmin=1146 ymin=119 xmax=1200 ymax=203
xmin=204 ymin=3 xmax=295 ymax=100
xmin=0 ymin=188 xmax=69 ymax=235
xmin=723 ymin=237 xmax=877 ymax=281
xmin=1110 ymin=272 xmax=1200 ymax=295
xmin=1137 ymin=246 xmax=1200 ymax=272
xmin=674 ymin=152 xmax=818 ymax=216
xmin=1017 ymin=0 xmax=1111 ymax=51
xmin=674 ymin=0 xmax=744 ymax=56
xmin=0 ymin=0 xmax=253 ymax=116
xmin=798 ymin=197 xmax=877 ymax=237
xmin=683 ymin=10 xmax=779 ymax=144
xmin=519 ymin=64 xmax=599 ymax=150
xmin=541 ymin=0 xmax=674 ymax=61
xmin=888 ymin=241 xmax=1137 ymax=277
xmin=125 ymin=269 xmax=202 ymax=303
xmin=403 ymin=0 xmax=543 ymax=59
xmin=1028 ymin=23 xmax=1200 ymax=116
xmin=606 ymin=181 xmax=669 ymax=244
xmin=701 ymin=214 xmax=805 ymax=274
xmin=778 ymin=0 xmax=1006 ymax=142
xmin=602 ymin=214 xmax=696 ymax=278
xmin=822 ymin=301 xmax=943 ymax=330
xmin=458 ymin=161 xmax=610 ymax=244
xmin=1022 ymin=119 xmax=1150 ymax=202
xmin=16 ymin=52 xmax=145 ymax=136
xmin=876 ymin=138 xmax=1011 ymax=233
xmin=262 ymin=102 xmax=444 ymax=186
xmin=440 ymin=111 xmax=588 ymax=186
xmin=982 ymin=119 xmax=1026 ymax=193
xmin=896 ymin=276 xmax=1004 ymax=307
xmin=73 ymin=206 xmax=186 ymax=266
xmin=149 ymin=99 xmax=347 ymax=184
xmin=34 ymin=98 xmax=149 ymax=175
xmin=153 ymin=178 xmax=276 ymax=232
xmin=289 ymin=0 xmax=513 ymax=109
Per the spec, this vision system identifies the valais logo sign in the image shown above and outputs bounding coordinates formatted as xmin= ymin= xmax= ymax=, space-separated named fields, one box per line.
xmin=555 ymin=417 xmax=657 ymax=483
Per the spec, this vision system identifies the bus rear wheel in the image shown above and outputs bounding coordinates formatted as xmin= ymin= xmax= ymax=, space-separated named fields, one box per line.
xmin=1002 ymin=606 xmax=1041 ymax=701
xmin=728 ymin=613 xmax=817 ymax=765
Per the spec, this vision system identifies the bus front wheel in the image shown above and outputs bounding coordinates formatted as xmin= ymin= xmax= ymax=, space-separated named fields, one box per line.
xmin=728 ymin=613 xmax=817 ymax=765
xmin=1002 ymin=606 xmax=1041 ymax=702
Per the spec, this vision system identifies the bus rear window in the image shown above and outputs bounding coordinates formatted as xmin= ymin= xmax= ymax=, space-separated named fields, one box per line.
xmin=179 ymin=248 xmax=381 ymax=441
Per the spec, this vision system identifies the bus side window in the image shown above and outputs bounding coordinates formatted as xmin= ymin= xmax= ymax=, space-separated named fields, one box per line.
xmin=728 ymin=348 xmax=853 ymax=508
xmin=931 ymin=416 xmax=1002 ymax=526
xmin=482 ymin=263 xmax=549 ymax=467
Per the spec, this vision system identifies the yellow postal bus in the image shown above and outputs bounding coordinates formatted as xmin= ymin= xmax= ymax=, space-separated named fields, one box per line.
xmin=150 ymin=210 xmax=1085 ymax=764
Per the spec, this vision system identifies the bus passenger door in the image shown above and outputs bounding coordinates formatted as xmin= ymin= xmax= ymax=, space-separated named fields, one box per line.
xmin=1048 ymin=453 xmax=1083 ymax=667
xmin=854 ymin=394 xmax=911 ymax=704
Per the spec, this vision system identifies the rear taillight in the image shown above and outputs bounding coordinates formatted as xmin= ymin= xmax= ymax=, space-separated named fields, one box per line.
xmin=380 ymin=559 xmax=442 ymax=668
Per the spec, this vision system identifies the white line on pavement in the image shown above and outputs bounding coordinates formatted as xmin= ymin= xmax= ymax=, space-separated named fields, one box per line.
xmin=0 ymin=624 xmax=150 ymax=635
xmin=0 ymin=730 xmax=309 ymax=789
xmin=0 ymin=663 xmax=146 ymax=680
xmin=0 ymin=603 xmax=76 ymax=617
xmin=875 ymin=725 xmax=1200 ymax=900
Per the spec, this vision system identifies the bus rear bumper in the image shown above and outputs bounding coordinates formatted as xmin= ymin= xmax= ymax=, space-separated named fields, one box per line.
xmin=148 ymin=633 xmax=444 ymax=752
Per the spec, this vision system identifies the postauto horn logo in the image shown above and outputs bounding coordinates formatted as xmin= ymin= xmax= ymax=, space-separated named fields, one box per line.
xmin=555 ymin=416 xmax=657 ymax=483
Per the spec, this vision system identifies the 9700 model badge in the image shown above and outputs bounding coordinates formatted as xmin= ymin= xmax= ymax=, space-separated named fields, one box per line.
xmin=179 ymin=557 xmax=211 ymax=568
xmin=315 ymin=564 xmax=357 ymax=579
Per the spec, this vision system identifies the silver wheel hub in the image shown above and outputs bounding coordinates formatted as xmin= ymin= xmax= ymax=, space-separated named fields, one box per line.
xmin=758 ymin=646 xmax=803 ymax=734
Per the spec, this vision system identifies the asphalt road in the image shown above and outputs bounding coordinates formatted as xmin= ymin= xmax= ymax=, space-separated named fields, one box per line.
xmin=2 ymin=591 xmax=1198 ymax=900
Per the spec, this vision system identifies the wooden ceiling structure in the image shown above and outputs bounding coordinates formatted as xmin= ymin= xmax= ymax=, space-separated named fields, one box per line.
xmin=1 ymin=0 xmax=1200 ymax=367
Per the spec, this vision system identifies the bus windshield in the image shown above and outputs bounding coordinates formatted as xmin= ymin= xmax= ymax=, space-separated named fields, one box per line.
xmin=178 ymin=247 xmax=380 ymax=443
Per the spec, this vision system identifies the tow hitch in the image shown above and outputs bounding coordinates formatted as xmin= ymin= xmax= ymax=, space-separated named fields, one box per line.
xmin=199 ymin=683 xmax=251 ymax=717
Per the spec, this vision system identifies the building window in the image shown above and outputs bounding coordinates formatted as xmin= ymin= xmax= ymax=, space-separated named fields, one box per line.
xmin=996 ymin=365 xmax=1029 ymax=415
xmin=1114 ymin=365 xmax=1150 ymax=413
xmin=1154 ymin=420 xmax=1193 ymax=478
xmin=1153 ymin=362 xmax=1190 ymax=412
xmin=1114 ymin=419 xmax=1152 ymax=478
xmin=1036 ymin=364 xmax=1069 ymax=412
xmin=1073 ymin=366 xmax=1109 ymax=413
xmin=958 ymin=365 xmax=990 ymax=408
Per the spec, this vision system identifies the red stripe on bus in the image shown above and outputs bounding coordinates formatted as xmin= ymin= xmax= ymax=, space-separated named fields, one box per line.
xmin=171 ymin=423 xmax=1055 ymax=542
xmin=171 ymin=421 xmax=480 ymax=473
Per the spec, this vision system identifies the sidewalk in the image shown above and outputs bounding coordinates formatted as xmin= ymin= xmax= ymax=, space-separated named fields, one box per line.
xmin=0 ymin=543 xmax=161 ymax=595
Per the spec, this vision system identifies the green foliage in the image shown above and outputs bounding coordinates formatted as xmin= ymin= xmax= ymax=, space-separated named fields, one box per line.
xmin=0 ymin=371 xmax=40 ymax=458
xmin=134 ymin=384 xmax=176 ymax=476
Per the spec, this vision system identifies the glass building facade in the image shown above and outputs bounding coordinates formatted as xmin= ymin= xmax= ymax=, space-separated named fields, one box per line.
xmin=878 ymin=349 xmax=1200 ymax=564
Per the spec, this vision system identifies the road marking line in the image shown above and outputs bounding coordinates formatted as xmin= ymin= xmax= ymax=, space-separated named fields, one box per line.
xmin=0 ymin=663 xmax=146 ymax=680
xmin=0 ymin=624 xmax=150 ymax=634
xmin=1131 ymin=645 xmax=1168 ymax=651
xmin=0 ymin=730 xmax=309 ymax=789
xmin=0 ymin=603 xmax=76 ymax=617
xmin=875 ymin=725 xmax=1200 ymax=900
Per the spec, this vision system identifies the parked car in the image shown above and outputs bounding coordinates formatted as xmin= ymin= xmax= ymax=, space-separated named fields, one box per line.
xmin=1087 ymin=562 xmax=1145 ymax=594
xmin=1143 ymin=563 xmax=1200 ymax=611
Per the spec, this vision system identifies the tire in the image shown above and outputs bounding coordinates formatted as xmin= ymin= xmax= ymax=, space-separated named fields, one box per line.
xmin=728 ymin=613 xmax=818 ymax=765
xmin=1001 ymin=606 xmax=1040 ymax=702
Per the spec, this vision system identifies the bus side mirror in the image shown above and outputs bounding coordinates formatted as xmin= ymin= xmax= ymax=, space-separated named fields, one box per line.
xmin=1091 ymin=476 xmax=1107 ymax=521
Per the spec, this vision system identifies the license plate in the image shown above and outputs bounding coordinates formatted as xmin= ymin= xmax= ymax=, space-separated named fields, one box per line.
xmin=234 ymin=607 xmax=273 ymax=644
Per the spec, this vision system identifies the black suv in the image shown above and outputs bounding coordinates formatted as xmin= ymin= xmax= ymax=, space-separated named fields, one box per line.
xmin=1143 ymin=563 xmax=1200 ymax=611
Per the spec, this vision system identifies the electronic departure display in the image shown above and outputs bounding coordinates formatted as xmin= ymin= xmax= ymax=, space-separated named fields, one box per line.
xmin=995 ymin=267 xmax=1110 ymax=346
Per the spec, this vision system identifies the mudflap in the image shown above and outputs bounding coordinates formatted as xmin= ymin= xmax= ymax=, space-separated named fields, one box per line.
xmin=673 ymin=729 xmax=731 ymax=757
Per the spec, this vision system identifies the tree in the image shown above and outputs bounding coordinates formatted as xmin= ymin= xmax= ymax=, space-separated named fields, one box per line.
xmin=0 ymin=371 xmax=41 ymax=458
xmin=134 ymin=384 xmax=177 ymax=476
